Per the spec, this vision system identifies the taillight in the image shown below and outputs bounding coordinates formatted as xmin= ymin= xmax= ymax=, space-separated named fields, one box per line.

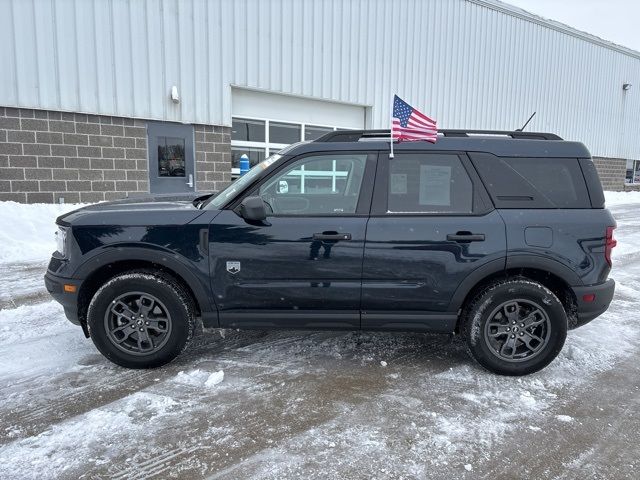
xmin=605 ymin=226 xmax=617 ymax=267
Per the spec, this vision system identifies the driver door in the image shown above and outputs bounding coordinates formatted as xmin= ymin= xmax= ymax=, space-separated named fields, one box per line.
xmin=209 ymin=152 xmax=377 ymax=329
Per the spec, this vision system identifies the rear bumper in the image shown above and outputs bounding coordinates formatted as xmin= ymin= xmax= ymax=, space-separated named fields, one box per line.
xmin=570 ymin=279 xmax=615 ymax=329
xmin=44 ymin=271 xmax=81 ymax=325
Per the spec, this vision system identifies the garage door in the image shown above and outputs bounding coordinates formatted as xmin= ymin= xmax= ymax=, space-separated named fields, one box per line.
xmin=231 ymin=88 xmax=367 ymax=175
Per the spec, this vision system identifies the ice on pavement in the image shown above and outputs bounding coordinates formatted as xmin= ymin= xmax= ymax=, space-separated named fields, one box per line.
xmin=0 ymin=192 xmax=639 ymax=479
xmin=173 ymin=369 xmax=225 ymax=387
xmin=556 ymin=415 xmax=574 ymax=423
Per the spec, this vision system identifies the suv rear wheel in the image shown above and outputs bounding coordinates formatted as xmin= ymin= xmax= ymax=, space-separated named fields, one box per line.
xmin=86 ymin=271 xmax=195 ymax=369
xmin=461 ymin=279 xmax=567 ymax=375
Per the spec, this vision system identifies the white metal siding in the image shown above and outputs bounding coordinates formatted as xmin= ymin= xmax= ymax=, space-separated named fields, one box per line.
xmin=0 ymin=0 xmax=638 ymax=160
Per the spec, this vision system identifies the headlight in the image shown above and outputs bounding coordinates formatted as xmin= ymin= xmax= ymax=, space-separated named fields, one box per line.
xmin=55 ymin=226 xmax=68 ymax=257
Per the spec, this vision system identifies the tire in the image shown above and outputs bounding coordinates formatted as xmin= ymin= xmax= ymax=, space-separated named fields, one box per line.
xmin=87 ymin=271 xmax=195 ymax=369
xmin=461 ymin=279 xmax=567 ymax=376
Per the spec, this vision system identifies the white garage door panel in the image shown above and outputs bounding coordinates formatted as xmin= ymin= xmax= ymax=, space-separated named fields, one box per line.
xmin=232 ymin=88 xmax=366 ymax=128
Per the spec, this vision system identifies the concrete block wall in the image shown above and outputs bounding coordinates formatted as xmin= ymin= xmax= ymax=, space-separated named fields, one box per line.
xmin=0 ymin=107 xmax=233 ymax=203
xmin=0 ymin=107 xmax=149 ymax=203
xmin=194 ymin=124 xmax=232 ymax=192
xmin=592 ymin=157 xmax=627 ymax=191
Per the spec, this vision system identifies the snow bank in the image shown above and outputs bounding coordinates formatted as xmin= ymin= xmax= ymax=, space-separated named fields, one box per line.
xmin=604 ymin=190 xmax=640 ymax=207
xmin=0 ymin=201 xmax=85 ymax=264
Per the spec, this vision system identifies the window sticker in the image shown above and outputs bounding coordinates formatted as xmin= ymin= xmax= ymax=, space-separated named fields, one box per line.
xmin=419 ymin=165 xmax=451 ymax=206
xmin=390 ymin=173 xmax=408 ymax=194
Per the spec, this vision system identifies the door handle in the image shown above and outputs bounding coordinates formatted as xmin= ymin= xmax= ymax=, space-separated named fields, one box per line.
xmin=186 ymin=174 xmax=194 ymax=188
xmin=313 ymin=233 xmax=352 ymax=241
xmin=447 ymin=232 xmax=485 ymax=242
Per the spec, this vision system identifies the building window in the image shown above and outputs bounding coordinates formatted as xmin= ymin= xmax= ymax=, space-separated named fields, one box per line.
xmin=269 ymin=122 xmax=301 ymax=144
xmin=305 ymin=125 xmax=334 ymax=141
xmin=230 ymin=117 xmax=341 ymax=176
xmin=157 ymin=137 xmax=186 ymax=177
xmin=231 ymin=118 xmax=265 ymax=142
xmin=626 ymin=159 xmax=640 ymax=184
xmin=231 ymin=146 xmax=265 ymax=170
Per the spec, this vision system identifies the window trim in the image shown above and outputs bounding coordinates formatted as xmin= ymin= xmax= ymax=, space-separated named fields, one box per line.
xmin=370 ymin=151 xmax=493 ymax=217
xmin=625 ymin=159 xmax=640 ymax=184
xmin=228 ymin=150 xmax=378 ymax=217
xmin=230 ymin=115 xmax=347 ymax=176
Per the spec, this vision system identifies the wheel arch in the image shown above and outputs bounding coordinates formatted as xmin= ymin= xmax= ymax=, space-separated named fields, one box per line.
xmin=75 ymin=248 xmax=217 ymax=328
xmin=451 ymin=256 xmax=579 ymax=330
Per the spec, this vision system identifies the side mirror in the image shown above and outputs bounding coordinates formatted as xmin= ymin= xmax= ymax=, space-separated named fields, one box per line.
xmin=239 ymin=196 xmax=267 ymax=222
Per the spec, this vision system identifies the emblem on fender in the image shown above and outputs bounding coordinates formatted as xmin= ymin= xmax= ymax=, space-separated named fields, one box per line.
xmin=226 ymin=261 xmax=241 ymax=274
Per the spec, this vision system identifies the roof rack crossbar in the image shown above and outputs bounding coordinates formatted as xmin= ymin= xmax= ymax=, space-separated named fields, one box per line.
xmin=314 ymin=129 xmax=563 ymax=142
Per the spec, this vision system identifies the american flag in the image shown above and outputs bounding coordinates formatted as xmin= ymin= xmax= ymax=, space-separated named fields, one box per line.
xmin=392 ymin=95 xmax=438 ymax=143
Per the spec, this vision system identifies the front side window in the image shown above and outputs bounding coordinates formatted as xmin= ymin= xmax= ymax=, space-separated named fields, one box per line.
xmin=204 ymin=154 xmax=282 ymax=210
xmin=258 ymin=154 xmax=367 ymax=215
xmin=388 ymin=153 xmax=473 ymax=213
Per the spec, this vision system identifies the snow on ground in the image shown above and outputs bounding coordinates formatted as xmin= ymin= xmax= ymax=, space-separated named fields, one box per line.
xmin=0 ymin=193 xmax=639 ymax=479
xmin=604 ymin=190 xmax=640 ymax=207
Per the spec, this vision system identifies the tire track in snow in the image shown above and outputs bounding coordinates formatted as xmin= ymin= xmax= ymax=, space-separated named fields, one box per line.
xmin=0 ymin=262 xmax=49 ymax=309
xmin=0 ymin=313 xmax=276 ymax=445
xmin=110 ymin=445 xmax=205 ymax=480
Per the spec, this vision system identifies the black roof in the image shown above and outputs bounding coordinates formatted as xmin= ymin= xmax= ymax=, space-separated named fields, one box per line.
xmin=280 ymin=129 xmax=591 ymax=158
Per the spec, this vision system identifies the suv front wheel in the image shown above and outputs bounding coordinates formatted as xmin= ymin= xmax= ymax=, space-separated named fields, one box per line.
xmin=461 ymin=279 xmax=567 ymax=375
xmin=86 ymin=271 xmax=195 ymax=369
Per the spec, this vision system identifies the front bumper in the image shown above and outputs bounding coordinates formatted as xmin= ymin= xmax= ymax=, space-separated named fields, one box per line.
xmin=570 ymin=278 xmax=615 ymax=329
xmin=44 ymin=271 xmax=81 ymax=325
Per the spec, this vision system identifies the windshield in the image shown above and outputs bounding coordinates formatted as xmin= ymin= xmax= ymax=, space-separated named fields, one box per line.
xmin=202 ymin=154 xmax=282 ymax=209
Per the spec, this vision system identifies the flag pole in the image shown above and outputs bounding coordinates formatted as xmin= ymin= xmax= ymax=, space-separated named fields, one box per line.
xmin=389 ymin=98 xmax=395 ymax=159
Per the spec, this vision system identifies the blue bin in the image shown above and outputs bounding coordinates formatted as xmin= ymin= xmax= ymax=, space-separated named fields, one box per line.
xmin=239 ymin=154 xmax=250 ymax=176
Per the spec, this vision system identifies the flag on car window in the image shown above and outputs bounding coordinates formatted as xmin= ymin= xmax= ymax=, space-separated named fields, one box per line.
xmin=392 ymin=95 xmax=438 ymax=143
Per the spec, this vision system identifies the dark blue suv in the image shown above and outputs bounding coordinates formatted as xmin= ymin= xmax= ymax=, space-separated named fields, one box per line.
xmin=45 ymin=129 xmax=617 ymax=375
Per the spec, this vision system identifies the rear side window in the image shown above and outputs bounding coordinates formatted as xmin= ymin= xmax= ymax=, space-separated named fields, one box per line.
xmin=387 ymin=153 xmax=473 ymax=213
xmin=470 ymin=154 xmax=590 ymax=209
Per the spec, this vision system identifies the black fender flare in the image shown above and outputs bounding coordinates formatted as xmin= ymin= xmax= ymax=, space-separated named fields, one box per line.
xmin=449 ymin=258 xmax=506 ymax=313
xmin=72 ymin=245 xmax=217 ymax=319
xmin=448 ymin=254 xmax=581 ymax=312
xmin=505 ymin=254 xmax=582 ymax=286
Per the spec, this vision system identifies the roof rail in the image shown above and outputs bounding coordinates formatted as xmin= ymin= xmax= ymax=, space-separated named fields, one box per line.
xmin=314 ymin=129 xmax=563 ymax=142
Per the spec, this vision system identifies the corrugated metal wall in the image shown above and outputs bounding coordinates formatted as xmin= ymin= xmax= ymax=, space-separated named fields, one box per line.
xmin=1 ymin=0 xmax=638 ymax=160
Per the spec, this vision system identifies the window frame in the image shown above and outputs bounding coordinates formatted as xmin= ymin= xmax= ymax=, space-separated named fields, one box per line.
xmin=626 ymin=159 xmax=640 ymax=184
xmin=370 ymin=151 xmax=493 ymax=217
xmin=230 ymin=150 xmax=379 ymax=217
xmin=470 ymin=152 xmax=591 ymax=209
xmin=230 ymin=115 xmax=344 ymax=176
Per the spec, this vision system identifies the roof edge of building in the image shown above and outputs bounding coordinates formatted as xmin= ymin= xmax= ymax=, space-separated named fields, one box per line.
xmin=468 ymin=0 xmax=640 ymax=60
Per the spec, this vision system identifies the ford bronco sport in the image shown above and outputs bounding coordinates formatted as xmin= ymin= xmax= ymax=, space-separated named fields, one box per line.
xmin=45 ymin=129 xmax=616 ymax=375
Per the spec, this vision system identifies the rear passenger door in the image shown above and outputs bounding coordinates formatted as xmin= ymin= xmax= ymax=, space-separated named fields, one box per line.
xmin=361 ymin=151 xmax=506 ymax=331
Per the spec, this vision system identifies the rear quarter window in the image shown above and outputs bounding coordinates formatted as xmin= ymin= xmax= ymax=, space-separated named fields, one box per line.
xmin=470 ymin=154 xmax=591 ymax=209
